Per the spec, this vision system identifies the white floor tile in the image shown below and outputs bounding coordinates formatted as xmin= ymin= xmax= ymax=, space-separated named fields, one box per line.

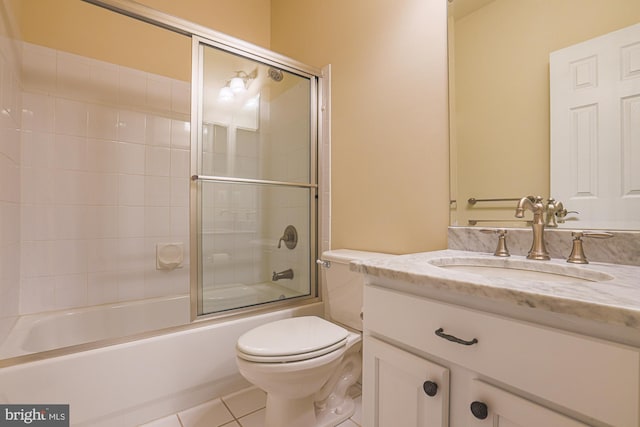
xmin=237 ymin=408 xmax=265 ymax=427
xmin=177 ymin=398 xmax=234 ymax=427
xmin=148 ymin=385 xmax=363 ymax=427
xmin=222 ymin=386 xmax=267 ymax=418
xmin=348 ymin=383 xmax=362 ymax=398
xmin=138 ymin=414 xmax=182 ymax=427
xmin=350 ymin=395 xmax=363 ymax=425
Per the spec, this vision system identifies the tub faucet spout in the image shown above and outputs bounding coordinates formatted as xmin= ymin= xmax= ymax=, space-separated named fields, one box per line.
xmin=272 ymin=268 xmax=294 ymax=281
xmin=515 ymin=196 xmax=550 ymax=260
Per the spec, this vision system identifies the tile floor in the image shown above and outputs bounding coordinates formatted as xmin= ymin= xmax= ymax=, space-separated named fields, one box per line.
xmin=140 ymin=385 xmax=363 ymax=427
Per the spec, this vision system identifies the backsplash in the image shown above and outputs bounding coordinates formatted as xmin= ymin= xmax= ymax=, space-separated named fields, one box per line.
xmin=448 ymin=226 xmax=640 ymax=267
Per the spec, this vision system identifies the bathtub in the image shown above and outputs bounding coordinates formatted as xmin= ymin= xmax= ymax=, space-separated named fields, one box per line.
xmin=1 ymin=284 xmax=306 ymax=360
xmin=0 ymin=295 xmax=190 ymax=359
xmin=202 ymin=282 xmax=305 ymax=313
xmin=0 ymin=297 xmax=323 ymax=426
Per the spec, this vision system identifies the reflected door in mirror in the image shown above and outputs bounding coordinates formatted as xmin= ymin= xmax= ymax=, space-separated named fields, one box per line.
xmin=550 ymin=23 xmax=640 ymax=230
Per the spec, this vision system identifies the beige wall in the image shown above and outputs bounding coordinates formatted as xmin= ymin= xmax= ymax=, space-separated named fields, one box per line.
xmin=452 ymin=0 xmax=640 ymax=226
xmin=271 ymin=0 xmax=450 ymax=254
xmin=19 ymin=0 xmax=271 ymax=81
xmin=138 ymin=0 xmax=270 ymax=49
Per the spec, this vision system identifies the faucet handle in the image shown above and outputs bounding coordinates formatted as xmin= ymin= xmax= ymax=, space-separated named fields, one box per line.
xmin=277 ymin=225 xmax=298 ymax=249
xmin=567 ymin=231 xmax=613 ymax=264
xmin=480 ymin=229 xmax=510 ymax=257
xmin=545 ymin=198 xmax=563 ymax=227
xmin=555 ymin=209 xmax=579 ymax=224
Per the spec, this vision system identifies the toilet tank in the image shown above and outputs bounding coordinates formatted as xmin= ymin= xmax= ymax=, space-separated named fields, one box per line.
xmin=321 ymin=249 xmax=394 ymax=332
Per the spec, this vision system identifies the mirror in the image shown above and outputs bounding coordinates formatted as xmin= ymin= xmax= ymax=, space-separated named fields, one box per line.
xmin=448 ymin=0 xmax=640 ymax=230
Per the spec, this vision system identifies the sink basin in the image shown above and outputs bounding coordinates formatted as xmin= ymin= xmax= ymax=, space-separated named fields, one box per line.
xmin=429 ymin=257 xmax=614 ymax=283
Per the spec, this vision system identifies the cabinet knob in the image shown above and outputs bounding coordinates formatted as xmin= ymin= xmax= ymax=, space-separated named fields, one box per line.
xmin=422 ymin=380 xmax=438 ymax=397
xmin=470 ymin=401 xmax=488 ymax=419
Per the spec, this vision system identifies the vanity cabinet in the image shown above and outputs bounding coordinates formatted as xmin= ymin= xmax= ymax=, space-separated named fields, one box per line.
xmin=365 ymin=336 xmax=449 ymax=426
xmin=467 ymin=379 xmax=589 ymax=426
xmin=363 ymin=285 xmax=640 ymax=427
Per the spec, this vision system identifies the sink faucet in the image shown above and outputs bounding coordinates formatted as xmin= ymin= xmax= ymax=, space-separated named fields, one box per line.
xmin=515 ymin=196 xmax=550 ymax=260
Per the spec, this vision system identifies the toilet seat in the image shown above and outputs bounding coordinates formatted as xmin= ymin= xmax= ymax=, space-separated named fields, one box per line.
xmin=236 ymin=316 xmax=349 ymax=363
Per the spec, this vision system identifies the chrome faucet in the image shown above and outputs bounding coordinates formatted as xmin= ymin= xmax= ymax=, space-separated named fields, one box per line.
xmin=515 ymin=196 xmax=550 ymax=260
xmin=272 ymin=268 xmax=294 ymax=281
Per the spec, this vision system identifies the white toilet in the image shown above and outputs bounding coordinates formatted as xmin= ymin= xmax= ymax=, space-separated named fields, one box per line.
xmin=236 ymin=249 xmax=392 ymax=427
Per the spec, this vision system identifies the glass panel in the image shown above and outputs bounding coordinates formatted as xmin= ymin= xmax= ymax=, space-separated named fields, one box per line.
xmin=199 ymin=181 xmax=312 ymax=315
xmin=196 ymin=41 xmax=316 ymax=317
xmin=201 ymin=45 xmax=311 ymax=183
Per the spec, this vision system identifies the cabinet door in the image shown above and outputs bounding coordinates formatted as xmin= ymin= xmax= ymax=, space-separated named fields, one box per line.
xmin=363 ymin=336 xmax=449 ymax=427
xmin=468 ymin=380 xmax=589 ymax=427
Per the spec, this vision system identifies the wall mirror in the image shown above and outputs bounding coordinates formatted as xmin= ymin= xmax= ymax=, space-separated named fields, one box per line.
xmin=448 ymin=0 xmax=640 ymax=230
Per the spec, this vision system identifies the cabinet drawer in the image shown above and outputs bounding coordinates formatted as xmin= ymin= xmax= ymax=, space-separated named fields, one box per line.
xmin=364 ymin=285 xmax=640 ymax=427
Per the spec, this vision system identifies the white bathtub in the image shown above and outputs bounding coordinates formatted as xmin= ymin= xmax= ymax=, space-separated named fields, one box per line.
xmin=0 ymin=297 xmax=323 ymax=426
xmin=202 ymin=282 xmax=305 ymax=313
xmin=0 ymin=295 xmax=190 ymax=359
xmin=1 ymin=284 xmax=306 ymax=360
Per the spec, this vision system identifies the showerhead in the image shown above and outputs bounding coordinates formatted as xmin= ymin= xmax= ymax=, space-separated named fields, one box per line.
xmin=267 ymin=67 xmax=284 ymax=82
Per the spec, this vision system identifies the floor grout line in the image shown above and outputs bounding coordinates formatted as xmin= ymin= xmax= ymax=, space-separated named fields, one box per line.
xmin=219 ymin=398 xmax=241 ymax=425
xmin=165 ymin=385 xmax=362 ymax=427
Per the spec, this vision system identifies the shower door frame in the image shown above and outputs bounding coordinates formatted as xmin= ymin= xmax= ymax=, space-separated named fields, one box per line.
xmin=191 ymin=36 xmax=322 ymax=320
xmin=82 ymin=0 xmax=326 ymax=323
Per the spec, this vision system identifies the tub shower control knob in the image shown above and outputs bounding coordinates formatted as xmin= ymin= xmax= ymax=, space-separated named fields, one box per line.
xmin=470 ymin=401 xmax=489 ymax=419
xmin=422 ymin=380 xmax=438 ymax=397
xmin=277 ymin=225 xmax=298 ymax=249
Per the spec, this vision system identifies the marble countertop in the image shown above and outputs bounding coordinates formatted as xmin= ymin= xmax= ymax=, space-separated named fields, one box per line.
xmin=352 ymin=249 xmax=640 ymax=333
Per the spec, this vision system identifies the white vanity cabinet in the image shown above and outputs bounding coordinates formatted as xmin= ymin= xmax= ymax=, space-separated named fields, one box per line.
xmin=365 ymin=336 xmax=450 ymax=426
xmin=362 ymin=285 xmax=640 ymax=427
xmin=467 ymin=379 xmax=589 ymax=426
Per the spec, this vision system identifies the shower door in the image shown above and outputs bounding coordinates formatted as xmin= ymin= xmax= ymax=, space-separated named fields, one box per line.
xmin=191 ymin=38 xmax=318 ymax=317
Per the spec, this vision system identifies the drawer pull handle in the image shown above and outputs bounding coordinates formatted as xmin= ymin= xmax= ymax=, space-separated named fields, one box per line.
xmin=435 ymin=328 xmax=478 ymax=346
xmin=422 ymin=380 xmax=438 ymax=397
xmin=470 ymin=401 xmax=489 ymax=419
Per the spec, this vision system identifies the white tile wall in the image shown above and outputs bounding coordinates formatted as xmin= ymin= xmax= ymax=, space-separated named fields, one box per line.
xmin=18 ymin=42 xmax=192 ymax=315
xmin=241 ymin=79 xmax=313 ymax=297
xmin=13 ymin=41 xmax=328 ymax=319
xmin=0 ymin=23 xmax=22 ymax=340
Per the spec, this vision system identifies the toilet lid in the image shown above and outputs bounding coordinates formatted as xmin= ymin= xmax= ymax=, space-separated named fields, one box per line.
xmin=237 ymin=316 xmax=349 ymax=362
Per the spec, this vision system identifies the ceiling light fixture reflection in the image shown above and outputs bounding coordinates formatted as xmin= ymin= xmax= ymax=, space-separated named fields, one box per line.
xmin=217 ymin=69 xmax=257 ymax=103
xmin=230 ymin=75 xmax=247 ymax=93
xmin=244 ymin=94 xmax=260 ymax=109
xmin=218 ymin=85 xmax=234 ymax=102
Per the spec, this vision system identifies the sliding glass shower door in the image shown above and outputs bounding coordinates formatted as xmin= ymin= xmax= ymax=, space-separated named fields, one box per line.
xmin=191 ymin=38 xmax=318 ymax=317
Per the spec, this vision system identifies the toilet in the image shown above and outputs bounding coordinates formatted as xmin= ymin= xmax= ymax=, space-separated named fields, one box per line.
xmin=236 ymin=249 xmax=392 ymax=427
